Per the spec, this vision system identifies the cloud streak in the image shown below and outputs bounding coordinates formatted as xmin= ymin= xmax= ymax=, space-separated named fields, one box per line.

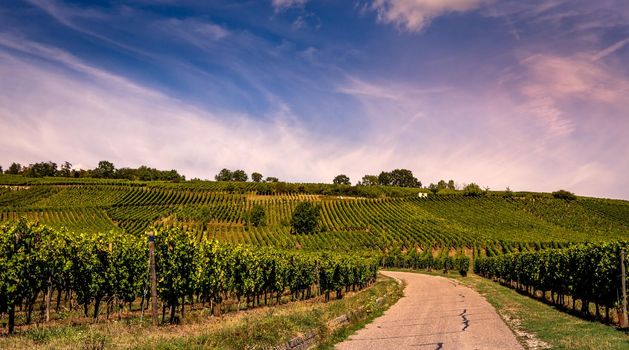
xmin=371 ymin=0 xmax=487 ymax=32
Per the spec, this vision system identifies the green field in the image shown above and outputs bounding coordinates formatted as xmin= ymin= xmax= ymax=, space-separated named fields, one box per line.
xmin=1 ymin=174 xmax=627 ymax=252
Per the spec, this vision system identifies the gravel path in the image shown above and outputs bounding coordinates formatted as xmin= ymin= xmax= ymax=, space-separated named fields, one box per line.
xmin=336 ymin=271 xmax=523 ymax=350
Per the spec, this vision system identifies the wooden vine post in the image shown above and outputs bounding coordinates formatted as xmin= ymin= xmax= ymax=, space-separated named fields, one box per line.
xmin=149 ymin=231 xmax=158 ymax=326
xmin=621 ymin=249 xmax=627 ymax=328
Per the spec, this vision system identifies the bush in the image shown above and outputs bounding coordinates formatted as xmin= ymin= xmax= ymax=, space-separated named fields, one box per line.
xmin=249 ymin=205 xmax=266 ymax=227
xmin=290 ymin=202 xmax=320 ymax=234
xmin=463 ymin=183 xmax=484 ymax=197
xmin=552 ymin=189 xmax=576 ymax=201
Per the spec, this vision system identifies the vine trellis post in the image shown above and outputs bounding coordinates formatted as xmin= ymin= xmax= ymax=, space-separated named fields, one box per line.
xmin=621 ymin=249 xmax=627 ymax=329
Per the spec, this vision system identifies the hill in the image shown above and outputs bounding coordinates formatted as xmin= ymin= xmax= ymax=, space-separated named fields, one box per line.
xmin=1 ymin=174 xmax=627 ymax=253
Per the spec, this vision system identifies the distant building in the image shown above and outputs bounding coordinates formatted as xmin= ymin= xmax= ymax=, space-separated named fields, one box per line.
xmin=418 ymin=192 xmax=428 ymax=198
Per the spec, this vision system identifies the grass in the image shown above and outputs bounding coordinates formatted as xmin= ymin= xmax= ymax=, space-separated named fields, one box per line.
xmin=0 ymin=275 xmax=403 ymax=350
xmin=392 ymin=270 xmax=629 ymax=350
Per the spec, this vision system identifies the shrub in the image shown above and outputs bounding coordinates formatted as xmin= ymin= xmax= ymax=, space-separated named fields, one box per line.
xmin=552 ymin=189 xmax=576 ymax=201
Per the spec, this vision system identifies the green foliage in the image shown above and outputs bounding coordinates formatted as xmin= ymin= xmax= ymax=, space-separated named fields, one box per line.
xmin=249 ymin=204 xmax=266 ymax=227
xmin=94 ymin=161 xmax=115 ymax=179
xmin=475 ymin=241 xmax=628 ymax=312
xmin=332 ymin=174 xmax=351 ymax=185
xmin=251 ymin=172 xmax=263 ymax=183
xmin=359 ymin=175 xmax=378 ymax=186
xmin=0 ymin=221 xmax=378 ymax=330
xmin=24 ymin=162 xmax=58 ymax=177
xmin=377 ymin=169 xmax=421 ymax=187
xmin=463 ymin=183 xmax=484 ymax=197
xmin=552 ymin=189 xmax=577 ymax=201
xmin=215 ymin=168 xmax=233 ymax=182
xmin=291 ymin=202 xmax=320 ymax=234
xmin=232 ymin=170 xmax=248 ymax=182
xmin=6 ymin=163 xmax=22 ymax=175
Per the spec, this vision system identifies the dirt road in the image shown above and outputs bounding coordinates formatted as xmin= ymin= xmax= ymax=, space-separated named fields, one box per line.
xmin=336 ymin=271 xmax=523 ymax=350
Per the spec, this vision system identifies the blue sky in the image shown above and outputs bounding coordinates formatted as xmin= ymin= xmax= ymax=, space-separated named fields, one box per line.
xmin=1 ymin=0 xmax=628 ymax=199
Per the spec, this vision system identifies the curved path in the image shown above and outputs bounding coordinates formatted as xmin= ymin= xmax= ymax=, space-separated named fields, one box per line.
xmin=336 ymin=271 xmax=523 ymax=350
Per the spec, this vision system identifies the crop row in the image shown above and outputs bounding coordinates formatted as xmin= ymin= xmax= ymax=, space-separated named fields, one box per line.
xmin=0 ymin=220 xmax=379 ymax=333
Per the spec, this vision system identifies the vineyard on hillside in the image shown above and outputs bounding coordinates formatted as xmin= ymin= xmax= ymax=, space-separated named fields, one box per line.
xmin=1 ymin=175 xmax=628 ymax=253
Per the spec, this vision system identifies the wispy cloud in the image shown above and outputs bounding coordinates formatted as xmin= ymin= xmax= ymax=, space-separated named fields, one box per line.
xmin=371 ymin=0 xmax=487 ymax=32
xmin=592 ymin=37 xmax=629 ymax=61
xmin=271 ymin=0 xmax=309 ymax=12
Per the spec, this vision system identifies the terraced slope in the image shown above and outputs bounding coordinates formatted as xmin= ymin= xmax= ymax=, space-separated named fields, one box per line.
xmin=1 ymin=176 xmax=628 ymax=251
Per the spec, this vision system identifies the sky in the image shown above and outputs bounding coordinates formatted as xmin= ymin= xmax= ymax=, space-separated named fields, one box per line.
xmin=0 ymin=0 xmax=628 ymax=199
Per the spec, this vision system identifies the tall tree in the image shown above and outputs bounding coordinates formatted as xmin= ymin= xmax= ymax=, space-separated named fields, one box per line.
xmin=447 ymin=180 xmax=456 ymax=190
xmin=389 ymin=169 xmax=421 ymax=188
xmin=265 ymin=176 xmax=279 ymax=183
xmin=25 ymin=162 xmax=58 ymax=177
xmin=215 ymin=168 xmax=233 ymax=181
xmin=377 ymin=171 xmax=393 ymax=186
xmin=6 ymin=162 xmax=22 ymax=175
xmin=232 ymin=170 xmax=248 ymax=182
xmin=360 ymin=175 xmax=379 ymax=186
xmin=332 ymin=174 xmax=351 ymax=185
xmin=93 ymin=161 xmax=115 ymax=178
xmin=58 ymin=161 xmax=73 ymax=177
xmin=251 ymin=172 xmax=263 ymax=183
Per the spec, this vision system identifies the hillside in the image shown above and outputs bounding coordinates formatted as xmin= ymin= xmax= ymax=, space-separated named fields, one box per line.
xmin=1 ymin=174 xmax=628 ymax=252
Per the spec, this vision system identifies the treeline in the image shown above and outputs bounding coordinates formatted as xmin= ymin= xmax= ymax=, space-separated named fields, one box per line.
xmin=475 ymin=241 xmax=628 ymax=325
xmin=380 ymin=247 xmax=471 ymax=276
xmin=0 ymin=220 xmax=378 ymax=334
xmin=1 ymin=161 xmax=184 ymax=181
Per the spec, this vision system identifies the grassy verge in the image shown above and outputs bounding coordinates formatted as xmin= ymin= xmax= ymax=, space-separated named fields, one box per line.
xmin=459 ymin=275 xmax=628 ymax=350
xmin=388 ymin=269 xmax=628 ymax=350
xmin=0 ymin=275 xmax=403 ymax=350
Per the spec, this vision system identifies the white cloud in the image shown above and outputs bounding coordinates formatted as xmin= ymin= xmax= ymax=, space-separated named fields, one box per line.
xmin=509 ymin=54 xmax=629 ymax=137
xmin=0 ymin=37 xmax=346 ymax=182
xmin=271 ymin=0 xmax=308 ymax=12
xmin=371 ymin=0 xmax=487 ymax=32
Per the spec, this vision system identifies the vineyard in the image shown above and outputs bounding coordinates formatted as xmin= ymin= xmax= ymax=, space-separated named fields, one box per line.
xmin=1 ymin=175 xmax=628 ymax=336
xmin=475 ymin=241 xmax=628 ymax=325
xmin=1 ymin=176 xmax=628 ymax=252
xmin=0 ymin=220 xmax=378 ymax=333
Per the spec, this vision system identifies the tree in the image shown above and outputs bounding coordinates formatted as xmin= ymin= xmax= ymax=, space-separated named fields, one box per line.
xmin=25 ymin=162 xmax=58 ymax=177
xmin=377 ymin=171 xmax=393 ymax=186
xmin=437 ymin=180 xmax=447 ymax=190
xmin=0 ymin=166 xmax=3 ymax=174
xmin=58 ymin=161 xmax=73 ymax=177
xmin=6 ymin=163 xmax=22 ymax=175
xmin=291 ymin=202 xmax=320 ymax=234
xmin=447 ymin=180 xmax=456 ymax=190
xmin=360 ymin=175 xmax=378 ymax=186
xmin=265 ymin=177 xmax=279 ymax=183
xmin=93 ymin=161 xmax=115 ymax=178
xmin=552 ymin=189 xmax=576 ymax=201
xmin=390 ymin=169 xmax=421 ymax=188
xmin=215 ymin=168 xmax=233 ymax=182
xmin=428 ymin=183 xmax=439 ymax=194
xmin=232 ymin=170 xmax=248 ymax=182
xmin=251 ymin=172 xmax=263 ymax=183
xmin=504 ymin=186 xmax=513 ymax=198
xmin=463 ymin=183 xmax=484 ymax=197
xmin=333 ymin=174 xmax=351 ymax=185
xmin=249 ymin=205 xmax=266 ymax=227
